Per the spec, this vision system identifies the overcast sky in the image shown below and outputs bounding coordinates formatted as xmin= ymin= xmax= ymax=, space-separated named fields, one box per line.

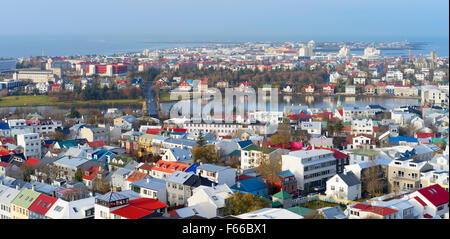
xmin=2 ymin=0 xmax=448 ymax=40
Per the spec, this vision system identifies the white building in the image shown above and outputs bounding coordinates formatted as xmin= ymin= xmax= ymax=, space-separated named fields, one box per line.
xmin=80 ymin=126 xmax=110 ymax=143
xmin=196 ymin=164 xmax=236 ymax=187
xmin=300 ymin=121 xmax=322 ymax=136
xmin=0 ymin=185 xmax=20 ymax=219
xmin=17 ymin=133 xmax=41 ymax=159
xmin=187 ymin=185 xmax=233 ymax=219
xmin=282 ymin=149 xmax=337 ymax=192
xmin=421 ymin=86 xmax=448 ymax=106
xmin=402 ymin=184 xmax=449 ymax=219
xmin=236 ymin=208 xmax=303 ymax=219
xmin=351 ymin=118 xmax=374 ymax=135
xmin=325 ymin=172 xmax=361 ymax=201
xmin=13 ymin=70 xmax=55 ymax=83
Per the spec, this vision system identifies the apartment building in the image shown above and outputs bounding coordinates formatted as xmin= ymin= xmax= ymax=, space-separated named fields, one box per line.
xmin=80 ymin=126 xmax=110 ymax=143
xmin=387 ymin=157 xmax=434 ymax=193
xmin=282 ymin=149 xmax=337 ymax=193
xmin=17 ymin=133 xmax=41 ymax=159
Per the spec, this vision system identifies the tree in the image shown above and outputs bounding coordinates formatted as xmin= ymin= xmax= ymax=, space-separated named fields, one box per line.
xmin=92 ymin=177 xmax=111 ymax=195
xmin=361 ymin=158 xmax=386 ymax=198
xmin=49 ymin=131 xmax=67 ymax=141
xmin=74 ymin=168 xmax=84 ymax=182
xmin=255 ymin=145 xmax=282 ymax=194
xmin=270 ymin=134 xmax=290 ymax=146
xmin=223 ymin=192 xmax=271 ymax=216
xmin=68 ymin=107 xmax=81 ymax=118
xmin=196 ymin=131 xmax=206 ymax=147
xmin=193 ymin=145 xmax=219 ymax=164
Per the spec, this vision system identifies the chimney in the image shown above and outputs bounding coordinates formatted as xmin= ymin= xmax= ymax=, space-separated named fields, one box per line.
xmin=31 ymin=185 xmax=36 ymax=191
xmin=237 ymin=181 xmax=241 ymax=189
xmin=16 ymin=185 xmax=19 ymax=190
xmin=146 ymin=177 xmax=150 ymax=184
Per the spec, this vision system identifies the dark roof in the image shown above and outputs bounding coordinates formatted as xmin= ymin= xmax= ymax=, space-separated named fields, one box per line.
xmin=337 ymin=172 xmax=360 ymax=187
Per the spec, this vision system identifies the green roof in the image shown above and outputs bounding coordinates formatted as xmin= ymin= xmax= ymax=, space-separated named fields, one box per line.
xmin=242 ymin=144 xmax=277 ymax=154
xmin=287 ymin=206 xmax=316 ymax=216
xmin=272 ymin=190 xmax=293 ymax=200
xmin=11 ymin=188 xmax=41 ymax=209
xmin=229 ymin=150 xmax=241 ymax=157
xmin=272 ymin=201 xmax=282 ymax=208
xmin=57 ymin=140 xmax=78 ymax=148
xmin=26 ymin=113 xmax=43 ymax=120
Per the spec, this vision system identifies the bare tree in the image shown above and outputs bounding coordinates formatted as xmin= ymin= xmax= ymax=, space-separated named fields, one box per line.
xmin=361 ymin=158 xmax=386 ymax=198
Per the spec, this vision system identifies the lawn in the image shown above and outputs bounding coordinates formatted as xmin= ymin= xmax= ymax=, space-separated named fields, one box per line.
xmin=0 ymin=95 xmax=141 ymax=107
xmin=297 ymin=200 xmax=347 ymax=210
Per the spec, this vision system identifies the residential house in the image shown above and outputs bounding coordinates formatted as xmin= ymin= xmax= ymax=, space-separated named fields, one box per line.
xmin=131 ymin=177 xmax=167 ymax=204
xmin=325 ymin=171 xmax=361 ymax=200
xmin=187 ymin=184 xmax=233 ymax=219
xmin=166 ymin=171 xmax=201 ymax=207
xmin=230 ymin=177 xmax=268 ymax=197
xmin=196 ymin=164 xmax=236 ymax=187
xmin=402 ymin=184 xmax=449 ymax=219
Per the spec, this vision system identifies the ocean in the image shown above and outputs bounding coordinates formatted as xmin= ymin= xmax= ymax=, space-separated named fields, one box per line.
xmin=0 ymin=35 xmax=448 ymax=58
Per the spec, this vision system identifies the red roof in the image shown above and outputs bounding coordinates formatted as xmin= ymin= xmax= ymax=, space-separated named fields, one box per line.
xmin=139 ymin=163 xmax=153 ymax=172
xmin=146 ymin=128 xmax=164 ymax=135
xmin=126 ymin=171 xmax=147 ymax=182
xmin=352 ymin=203 xmax=398 ymax=216
xmin=416 ymin=133 xmax=435 ymax=139
xmin=87 ymin=141 xmax=106 ymax=149
xmin=0 ymin=150 xmax=15 ymax=156
xmin=129 ymin=198 xmax=168 ymax=211
xmin=416 ymin=184 xmax=449 ymax=207
xmin=82 ymin=167 xmax=99 ymax=181
xmin=111 ymin=198 xmax=168 ymax=219
xmin=23 ymin=158 xmax=40 ymax=167
xmin=0 ymin=162 xmax=13 ymax=168
xmin=111 ymin=205 xmax=154 ymax=219
xmin=28 ymin=194 xmax=58 ymax=216
xmin=414 ymin=196 xmax=427 ymax=206
xmin=423 ymin=213 xmax=433 ymax=218
xmin=151 ymin=160 xmax=189 ymax=174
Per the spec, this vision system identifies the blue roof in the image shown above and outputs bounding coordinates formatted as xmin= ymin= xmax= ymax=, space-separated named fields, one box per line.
xmin=230 ymin=177 xmax=268 ymax=193
xmin=197 ymin=164 xmax=230 ymax=172
xmin=277 ymin=170 xmax=295 ymax=178
xmin=122 ymin=115 xmax=138 ymax=123
xmin=0 ymin=122 xmax=10 ymax=130
xmin=237 ymin=140 xmax=253 ymax=149
xmin=132 ymin=178 xmax=166 ymax=191
xmin=185 ymin=164 xmax=200 ymax=173
xmin=389 ymin=136 xmax=418 ymax=143
xmin=44 ymin=139 xmax=58 ymax=145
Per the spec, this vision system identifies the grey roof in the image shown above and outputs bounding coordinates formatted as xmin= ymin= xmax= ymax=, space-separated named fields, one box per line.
xmin=166 ymin=171 xmax=196 ymax=185
xmin=337 ymin=172 xmax=361 ymax=187
xmin=169 ymin=148 xmax=194 ymax=161
xmin=165 ymin=138 xmax=197 ymax=147
xmin=132 ymin=177 xmax=166 ymax=191
xmin=54 ymin=156 xmax=89 ymax=168
xmin=319 ymin=206 xmax=347 ymax=219
xmin=197 ymin=164 xmax=230 ymax=172
xmin=95 ymin=191 xmax=129 ymax=202
xmin=113 ymin=167 xmax=132 ymax=176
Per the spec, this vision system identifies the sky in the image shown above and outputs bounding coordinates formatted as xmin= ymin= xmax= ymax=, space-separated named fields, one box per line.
xmin=1 ymin=0 xmax=448 ymax=41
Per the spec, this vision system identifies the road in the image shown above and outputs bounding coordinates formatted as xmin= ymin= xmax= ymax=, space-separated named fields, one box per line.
xmin=145 ymin=82 xmax=159 ymax=118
